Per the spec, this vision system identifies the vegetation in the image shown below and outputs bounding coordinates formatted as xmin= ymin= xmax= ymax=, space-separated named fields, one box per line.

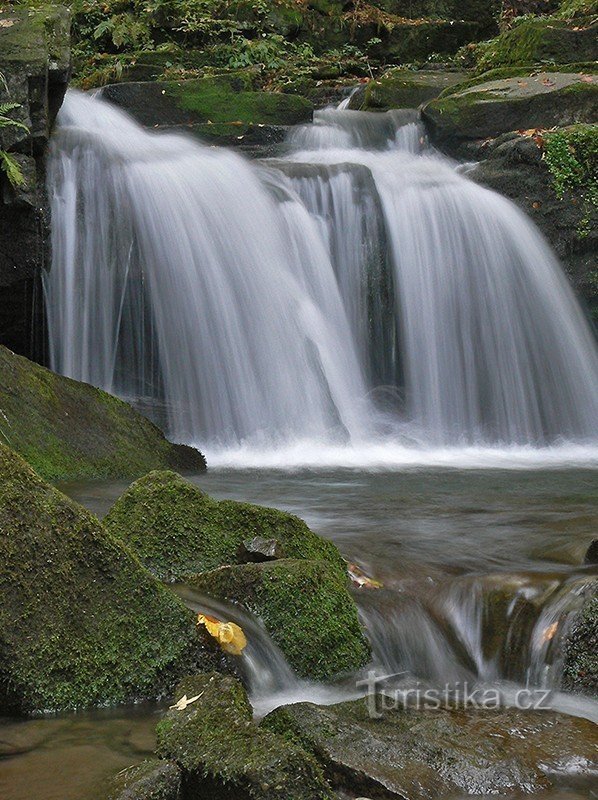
xmin=0 ymin=74 xmax=28 ymax=187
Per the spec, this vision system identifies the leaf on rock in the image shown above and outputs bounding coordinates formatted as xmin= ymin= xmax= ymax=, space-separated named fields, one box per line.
xmin=197 ymin=613 xmax=247 ymax=655
xmin=346 ymin=562 xmax=383 ymax=590
xmin=169 ymin=692 xmax=203 ymax=710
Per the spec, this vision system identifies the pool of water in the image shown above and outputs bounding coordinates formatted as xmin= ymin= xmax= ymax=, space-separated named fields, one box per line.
xmin=1 ymin=466 xmax=597 ymax=799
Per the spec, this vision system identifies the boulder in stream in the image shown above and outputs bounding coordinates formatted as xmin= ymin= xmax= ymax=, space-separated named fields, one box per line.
xmin=349 ymin=69 xmax=469 ymax=110
xmin=0 ymin=443 xmax=222 ymax=713
xmin=0 ymin=346 xmax=205 ymax=480
xmin=107 ymin=759 xmax=182 ymax=800
xmin=263 ymin=697 xmax=598 ymax=797
xmin=103 ymin=469 xmax=344 ymax=582
xmin=562 ymin=581 xmax=598 ymax=697
xmin=187 ymin=559 xmax=371 ymax=681
xmin=156 ymin=673 xmax=333 ymax=800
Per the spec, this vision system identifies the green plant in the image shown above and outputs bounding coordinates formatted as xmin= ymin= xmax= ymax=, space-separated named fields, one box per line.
xmin=0 ymin=97 xmax=29 ymax=188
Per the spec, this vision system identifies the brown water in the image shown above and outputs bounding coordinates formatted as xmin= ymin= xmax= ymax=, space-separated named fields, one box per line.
xmin=1 ymin=466 xmax=597 ymax=799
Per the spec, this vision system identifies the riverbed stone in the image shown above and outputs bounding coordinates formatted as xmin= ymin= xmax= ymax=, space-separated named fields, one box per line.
xmin=422 ymin=70 xmax=597 ymax=152
xmin=263 ymin=698 xmax=598 ymax=797
xmin=0 ymin=443 xmax=224 ymax=714
xmin=349 ymin=69 xmax=469 ymax=110
xmin=107 ymin=759 xmax=182 ymax=800
xmin=186 ymin=559 xmax=371 ymax=681
xmin=103 ymin=469 xmax=344 ymax=582
xmin=100 ymin=77 xmax=313 ymax=129
xmin=562 ymin=581 xmax=598 ymax=697
xmin=0 ymin=346 xmax=205 ymax=480
xmin=156 ymin=673 xmax=333 ymax=800
xmin=584 ymin=540 xmax=598 ymax=564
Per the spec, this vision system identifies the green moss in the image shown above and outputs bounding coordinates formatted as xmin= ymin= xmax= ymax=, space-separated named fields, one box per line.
xmin=556 ymin=0 xmax=598 ymax=19
xmin=188 ymin=559 xmax=371 ymax=681
xmin=562 ymin=586 xmax=598 ymax=696
xmin=106 ymin=760 xmax=181 ymax=800
xmin=0 ymin=346 xmax=205 ymax=481
xmin=103 ymin=470 xmax=345 ymax=582
xmin=166 ymin=76 xmax=313 ymax=125
xmin=359 ymin=68 xmax=468 ymax=109
xmin=543 ymin=123 xmax=598 ymax=235
xmin=437 ymin=63 xmax=597 ymax=97
xmin=156 ymin=673 xmax=333 ymax=799
xmin=0 ymin=444 xmax=220 ymax=713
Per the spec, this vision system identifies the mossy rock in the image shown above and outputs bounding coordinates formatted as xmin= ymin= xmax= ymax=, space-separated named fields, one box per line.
xmin=100 ymin=78 xmax=313 ymax=128
xmin=106 ymin=759 xmax=182 ymax=800
xmin=156 ymin=673 xmax=333 ymax=800
xmin=562 ymin=583 xmax=598 ymax=697
xmin=263 ymin=698 xmax=598 ymax=796
xmin=0 ymin=444 xmax=222 ymax=713
xmin=422 ymin=71 xmax=597 ymax=149
xmin=187 ymin=559 xmax=371 ymax=681
xmin=0 ymin=346 xmax=204 ymax=481
xmin=103 ymin=470 xmax=345 ymax=582
xmin=350 ymin=69 xmax=469 ymax=110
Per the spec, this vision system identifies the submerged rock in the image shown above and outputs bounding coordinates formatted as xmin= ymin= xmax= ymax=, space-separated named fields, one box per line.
xmin=0 ymin=346 xmax=205 ymax=480
xmin=103 ymin=470 xmax=344 ymax=582
xmin=584 ymin=540 xmax=598 ymax=564
xmin=349 ymin=69 xmax=468 ymax=110
xmin=107 ymin=760 xmax=182 ymax=800
xmin=422 ymin=70 xmax=597 ymax=152
xmin=156 ymin=673 xmax=333 ymax=800
xmin=100 ymin=77 xmax=313 ymax=129
xmin=187 ymin=559 xmax=371 ymax=681
xmin=562 ymin=581 xmax=598 ymax=697
xmin=263 ymin=698 xmax=598 ymax=797
xmin=0 ymin=444 xmax=221 ymax=713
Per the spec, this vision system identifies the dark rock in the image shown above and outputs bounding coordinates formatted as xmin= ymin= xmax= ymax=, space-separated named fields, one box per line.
xmin=422 ymin=71 xmax=597 ymax=151
xmin=238 ymin=536 xmax=286 ymax=563
xmin=100 ymin=78 xmax=313 ymax=129
xmin=584 ymin=540 xmax=598 ymax=564
xmin=156 ymin=673 xmax=333 ymax=800
xmin=107 ymin=760 xmax=182 ymax=800
xmin=103 ymin=470 xmax=344 ymax=582
xmin=263 ymin=698 xmax=598 ymax=798
xmin=0 ymin=345 xmax=205 ymax=480
xmin=562 ymin=581 xmax=598 ymax=697
xmin=0 ymin=443 xmax=222 ymax=714
xmin=187 ymin=559 xmax=371 ymax=681
xmin=0 ymin=5 xmax=71 ymax=359
xmin=349 ymin=69 xmax=469 ymax=110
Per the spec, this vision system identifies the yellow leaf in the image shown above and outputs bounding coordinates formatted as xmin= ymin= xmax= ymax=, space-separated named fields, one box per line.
xmin=347 ymin=562 xmax=383 ymax=590
xmin=169 ymin=692 xmax=202 ymax=710
xmin=197 ymin=613 xmax=247 ymax=656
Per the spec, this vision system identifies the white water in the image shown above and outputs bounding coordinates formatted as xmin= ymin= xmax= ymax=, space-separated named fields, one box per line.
xmin=45 ymin=91 xmax=598 ymax=466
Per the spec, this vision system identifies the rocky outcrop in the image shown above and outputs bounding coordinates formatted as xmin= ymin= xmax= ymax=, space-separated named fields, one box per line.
xmin=106 ymin=760 xmax=182 ymax=800
xmin=0 ymin=443 xmax=223 ymax=714
xmin=156 ymin=673 xmax=333 ymax=800
xmin=349 ymin=68 xmax=468 ymax=110
xmin=0 ymin=5 xmax=70 ymax=358
xmin=0 ymin=346 xmax=205 ymax=480
xmin=187 ymin=559 xmax=371 ymax=681
xmin=103 ymin=470 xmax=344 ymax=582
xmin=263 ymin=698 xmax=598 ymax=797
xmin=562 ymin=582 xmax=598 ymax=697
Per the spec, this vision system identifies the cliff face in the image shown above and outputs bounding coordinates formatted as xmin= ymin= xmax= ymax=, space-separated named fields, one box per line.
xmin=0 ymin=5 xmax=70 ymax=359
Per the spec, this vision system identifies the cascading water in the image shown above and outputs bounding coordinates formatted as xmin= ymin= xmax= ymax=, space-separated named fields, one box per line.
xmin=44 ymin=90 xmax=598 ymax=459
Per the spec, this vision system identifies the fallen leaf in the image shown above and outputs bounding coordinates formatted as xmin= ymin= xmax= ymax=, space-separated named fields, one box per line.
xmin=541 ymin=78 xmax=555 ymax=87
xmin=347 ymin=562 xmax=383 ymax=589
xmin=169 ymin=692 xmax=203 ymax=710
xmin=580 ymin=75 xmax=594 ymax=83
xmin=541 ymin=621 xmax=559 ymax=642
xmin=0 ymin=19 xmax=15 ymax=28
xmin=532 ymin=201 xmax=541 ymax=209
xmin=197 ymin=613 xmax=247 ymax=655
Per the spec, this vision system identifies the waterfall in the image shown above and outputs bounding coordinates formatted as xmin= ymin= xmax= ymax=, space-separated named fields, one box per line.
xmin=45 ymin=91 xmax=598 ymax=456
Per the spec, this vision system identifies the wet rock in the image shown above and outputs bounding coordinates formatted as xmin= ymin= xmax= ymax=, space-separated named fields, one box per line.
xmin=562 ymin=581 xmax=598 ymax=697
xmin=0 ymin=443 xmax=222 ymax=713
xmin=100 ymin=78 xmax=313 ymax=129
xmin=349 ymin=69 xmax=468 ymax=110
xmin=422 ymin=71 xmax=597 ymax=152
xmin=104 ymin=470 xmax=344 ymax=582
xmin=583 ymin=540 xmax=598 ymax=564
xmin=0 ymin=345 xmax=205 ymax=480
xmin=263 ymin=698 xmax=598 ymax=798
xmin=0 ymin=4 xmax=70 ymax=359
xmin=107 ymin=760 xmax=182 ymax=800
xmin=187 ymin=559 xmax=370 ymax=681
xmin=238 ymin=536 xmax=285 ymax=563
xmin=156 ymin=673 xmax=333 ymax=800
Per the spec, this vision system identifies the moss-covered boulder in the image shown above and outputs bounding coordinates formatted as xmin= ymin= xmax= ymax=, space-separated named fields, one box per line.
xmin=103 ymin=470 xmax=345 ymax=582
xmin=473 ymin=18 xmax=597 ymax=73
xmin=106 ymin=760 xmax=182 ymax=800
xmin=0 ymin=444 xmax=221 ymax=713
xmin=422 ymin=70 xmax=597 ymax=151
xmin=187 ymin=560 xmax=371 ymax=681
xmin=562 ymin=582 xmax=598 ymax=696
xmin=100 ymin=77 xmax=313 ymax=129
xmin=156 ymin=673 xmax=333 ymax=800
xmin=263 ymin=698 xmax=598 ymax=797
xmin=0 ymin=346 xmax=204 ymax=480
xmin=349 ymin=69 xmax=468 ymax=110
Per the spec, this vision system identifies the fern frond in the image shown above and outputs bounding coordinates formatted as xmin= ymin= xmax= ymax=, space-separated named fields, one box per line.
xmin=0 ymin=150 xmax=24 ymax=187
